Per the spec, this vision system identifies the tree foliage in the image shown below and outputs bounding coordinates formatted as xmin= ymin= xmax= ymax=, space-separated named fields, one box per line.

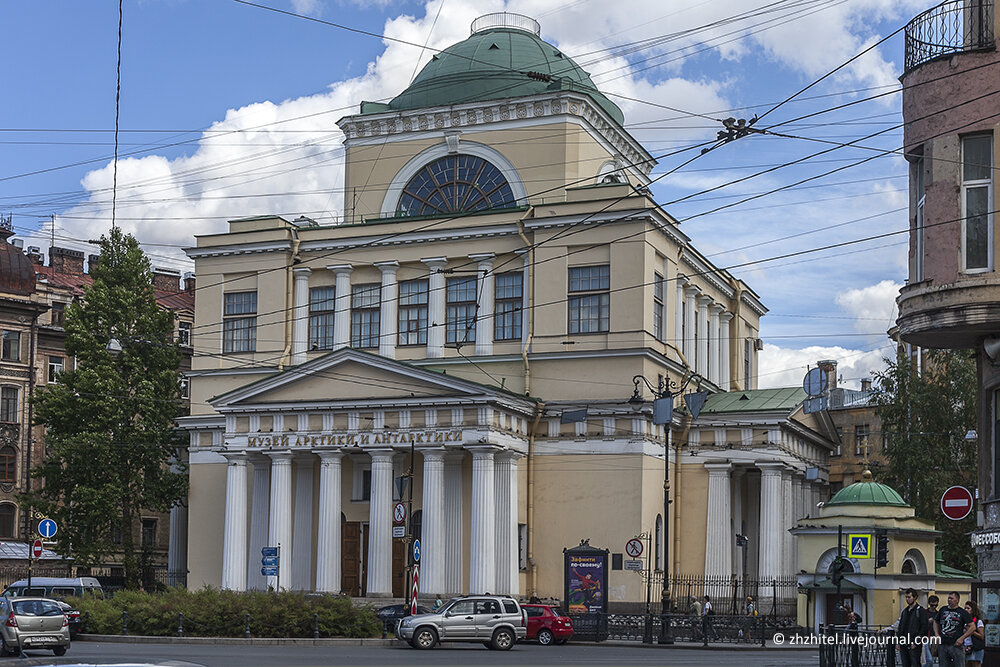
xmin=28 ymin=227 xmax=187 ymax=588
xmin=869 ymin=349 xmax=977 ymax=572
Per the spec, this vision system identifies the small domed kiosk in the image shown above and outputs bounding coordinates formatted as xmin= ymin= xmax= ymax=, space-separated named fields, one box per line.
xmin=793 ymin=472 xmax=973 ymax=631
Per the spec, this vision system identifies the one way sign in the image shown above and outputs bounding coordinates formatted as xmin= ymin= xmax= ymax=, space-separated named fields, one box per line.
xmin=848 ymin=534 xmax=871 ymax=559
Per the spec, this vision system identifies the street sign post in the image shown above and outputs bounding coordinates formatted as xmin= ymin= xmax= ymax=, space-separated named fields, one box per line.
xmin=941 ymin=486 xmax=974 ymax=520
xmin=625 ymin=538 xmax=643 ymax=558
xmin=37 ymin=518 xmax=57 ymax=539
xmin=31 ymin=539 xmax=43 ymax=559
xmin=261 ymin=546 xmax=280 ymax=590
xmin=624 ymin=559 xmax=643 ymax=571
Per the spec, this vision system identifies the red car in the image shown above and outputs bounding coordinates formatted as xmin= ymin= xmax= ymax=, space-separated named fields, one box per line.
xmin=522 ymin=604 xmax=573 ymax=645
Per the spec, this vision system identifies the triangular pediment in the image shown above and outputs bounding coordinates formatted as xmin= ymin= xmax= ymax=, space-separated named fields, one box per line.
xmin=209 ymin=348 xmax=526 ymax=411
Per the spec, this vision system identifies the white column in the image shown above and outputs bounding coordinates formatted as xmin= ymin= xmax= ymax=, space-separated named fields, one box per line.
xmin=494 ymin=451 xmax=520 ymax=595
xmin=469 ymin=447 xmax=497 ymax=595
xmin=423 ymin=257 xmax=447 ymax=358
xmin=444 ymin=451 xmax=465 ymax=594
xmin=291 ymin=267 xmax=311 ymax=365
xmin=697 ymin=296 xmax=711 ymax=378
xmin=247 ymin=456 xmax=271 ymax=590
xmin=704 ymin=462 xmax=733 ymax=579
xmin=267 ymin=451 xmax=294 ymax=590
xmin=720 ymin=313 xmax=733 ymax=391
xmin=366 ymin=449 xmax=394 ymax=596
xmin=675 ymin=279 xmax=685 ymax=356
xmin=328 ymin=265 xmax=353 ymax=349
xmin=292 ymin=456 xmax=314 ymax=590
xmin=757 ymin=462 xmax=784 ymax=580
xmin=375 ymin=261 xmax=398 ymax=359
xmin=683 ymin=286 xmax=698 ymax=367
xmin=471 ymin=253 xmax=495 ymax=357
xmin=316 ymin=450 xmax=344 ymax=593
xmin=421 ymin=448 xmax=446 ymax=597
xmin=709 ymin=304 xmax=722 ymax=386
xmin=781 ymin=470 xmax=794 ymax=577
xmin=221 ymin=453 xmax=249 ymax=591
xmin=168 ymin=501 xmax=188 ymax=587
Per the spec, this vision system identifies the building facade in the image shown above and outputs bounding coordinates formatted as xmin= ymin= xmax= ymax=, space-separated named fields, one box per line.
xmin=179 ymin=14 xmax=832 ymax=604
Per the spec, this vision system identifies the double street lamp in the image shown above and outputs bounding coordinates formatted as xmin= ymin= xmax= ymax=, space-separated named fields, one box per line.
xmin=628 ymin=371 xmax=705 ymax=645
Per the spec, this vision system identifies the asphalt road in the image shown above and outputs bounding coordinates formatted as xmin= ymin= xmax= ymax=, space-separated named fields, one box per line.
xmin=2 ymin=640 xmax=819 ymax=667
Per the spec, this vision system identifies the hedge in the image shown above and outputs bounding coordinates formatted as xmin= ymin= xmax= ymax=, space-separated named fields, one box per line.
xmin=69 ymin=588 xmax=382 ymax=638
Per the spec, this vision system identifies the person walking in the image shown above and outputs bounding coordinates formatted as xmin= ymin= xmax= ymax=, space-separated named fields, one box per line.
xmin=882 ymin=589 xmax=929 ymax=667
xmin=688 ymin=596 xmax=702 ymax=639
xmin=934 ymin=592 xmax=975 ymax=667
xmin=926 ymin=596 xmax=940 ymax=666
xmin=962 ymin=600 xmax=985 ymax=667
xmin=702 ymin=595 xmax=717 ymax=641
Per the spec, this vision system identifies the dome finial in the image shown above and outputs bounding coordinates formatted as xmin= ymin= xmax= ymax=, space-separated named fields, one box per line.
xmin=862 ymin=469 xmax=873 ymax=482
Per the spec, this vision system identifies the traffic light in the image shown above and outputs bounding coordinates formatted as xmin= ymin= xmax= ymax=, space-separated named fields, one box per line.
xmin=831 ymin=556 xmax=846 ymax=586
xmin=876 ymin=535 xmax=889 ymax=568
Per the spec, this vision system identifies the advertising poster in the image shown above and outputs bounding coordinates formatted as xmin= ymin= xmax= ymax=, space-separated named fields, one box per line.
xmin=567 ymin=554 xmax=606 ymax=613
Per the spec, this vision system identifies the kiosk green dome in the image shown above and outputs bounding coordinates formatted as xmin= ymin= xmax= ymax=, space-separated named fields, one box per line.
xmin=374 ymin=13 xmax=625 ymax=125
xmin=826 ymin=470 xmax=909 ymax=507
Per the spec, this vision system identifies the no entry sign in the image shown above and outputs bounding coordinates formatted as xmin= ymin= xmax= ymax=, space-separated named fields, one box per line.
xmin=941 ymin=485 xmax=974 ymax=521
xmin=31 ymin=539 xmax=43 ymax=559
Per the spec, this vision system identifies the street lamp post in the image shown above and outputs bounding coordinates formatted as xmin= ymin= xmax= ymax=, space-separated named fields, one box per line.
xmin=628 ymin=371 xmax=703 ymax=646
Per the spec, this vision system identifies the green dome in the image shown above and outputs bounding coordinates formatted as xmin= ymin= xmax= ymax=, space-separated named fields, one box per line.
xmin=385 ymin=15 xmax=625 ymax=125
xmin=827 ymin=472 xmax=909 ymax=507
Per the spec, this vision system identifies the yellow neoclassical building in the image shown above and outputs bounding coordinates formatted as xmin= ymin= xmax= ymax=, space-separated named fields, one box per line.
xmin=176 ymin=13 xmax=834 ymax=606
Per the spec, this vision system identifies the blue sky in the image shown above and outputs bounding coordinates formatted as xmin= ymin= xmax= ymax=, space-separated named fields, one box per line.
xmin=1 ymin=0 xmax=931 ymax=388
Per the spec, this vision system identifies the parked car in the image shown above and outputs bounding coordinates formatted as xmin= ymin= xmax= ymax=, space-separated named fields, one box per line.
xmin=53 ymin=600 xmax=82 ymax=638
xmin=396 ymin=595 xmax=526 ymax=650
xmin=375 ymin=603 xmax=432 ymax=634
xmin=1 ymin=577 xmax=103 ymax=600
xmin=0 ymin=597 xmax=70 ymax=656
xmin=521 ymin=604 xmax=573 ymax=645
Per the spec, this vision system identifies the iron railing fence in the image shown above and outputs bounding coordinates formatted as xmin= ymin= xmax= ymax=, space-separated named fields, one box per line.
xmin=569 ymin=612 xmax=801 ymax=644
xmin=818 ymin=628 xmax=899 ymax=667
xmin=0 ymin=564 xmax=75 ymax=590
xmin=904 ymin=0 xmax=995 ymax=72
xmin=642 ymin=573 xmax=799 ymax=618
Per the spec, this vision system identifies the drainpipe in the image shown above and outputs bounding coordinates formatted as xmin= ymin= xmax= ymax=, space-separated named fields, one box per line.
xmin=527 ymin=402 xmax=545 ymax=598
xmin=515 ymin=207 xmax=535 ymax=396
xmin=279 ymin=225 xmax=301 ymax=371
xmin=672 ymin=411 xmax=694 ymax=577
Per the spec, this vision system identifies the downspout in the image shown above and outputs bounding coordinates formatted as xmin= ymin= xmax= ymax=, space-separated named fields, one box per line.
xmin=527 ymin=401 xmax=545 ymax=598
xmin=24 ymin=314 xmax=38 ymax=541
xmin=672 ymin=410 xmax=693 ymax=578
xmin=515 ymin=207 xmax=535 ymax=396
xmin=279 ymin=225 xmax=301 ymax=371
xmin=732 ymin=282 xmax=745 ymax=390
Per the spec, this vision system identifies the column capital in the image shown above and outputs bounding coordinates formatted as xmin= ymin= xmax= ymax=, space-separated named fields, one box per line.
xmin=421 ymin=447 xmax=447 ymax=463
xmin=292 ymin=267 xmax=312 ymax=278
xmin=719 ymin=311 xmax=734 ymax=322
xmin=422 ymin=257 xmax=448 ymax=270
xmin=696 ymin=294 xmax=713 ymax=307
xmin=223 ymin=451 xmax=248 ymax=465
xmin=368 ymin=447 xmax=396 ymax=463
xmin=265 ymin=450 xmax=295 ymax=464
xmin=684 ymin=285 xmax=700 ymax=297
xmin=495 ymin=449 xmax=525 ymax=463
xmin=757 ymin=460 xmax=785 ymax=475
xmin=316 ymin=449 xmax=345 ymax=463
xmin=469 ymin=253 xmax=495 ymax=266
xmin=374 ymin=260 xmax=399 ymax=273
xmin=327 ymin=263 xmax=353 ymax=275
xmin=709 ymin=303 xmax=724 ymax=315
xmin=704 ymin=461 xmax=733 ymax=474
xmin=467 ymin=445 xmax=500 ymax=460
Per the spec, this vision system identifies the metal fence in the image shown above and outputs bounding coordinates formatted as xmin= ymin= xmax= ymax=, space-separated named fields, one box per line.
xmin=643 ymin=573 xmax=799 ymax=618
xmin=0 ymin=564 xmax=173 ymax=595
xmin=904 ymin=0 xmax=995 ymax=72
xmin=570 ymin=612 xmax=802 ymax=645
xmin=819 ymin=628 xmax=898 ymax=667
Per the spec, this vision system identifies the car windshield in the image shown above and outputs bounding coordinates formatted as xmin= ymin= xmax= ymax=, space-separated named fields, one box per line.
xmin=13 ymin=600 xmax=63 ymax=616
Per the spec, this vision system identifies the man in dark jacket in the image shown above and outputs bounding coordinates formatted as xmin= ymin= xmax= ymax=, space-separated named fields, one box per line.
xmin=886 ymin=589 xmax=930 ymax=667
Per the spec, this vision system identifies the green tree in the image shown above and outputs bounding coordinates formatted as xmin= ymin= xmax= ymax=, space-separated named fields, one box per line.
xmin=28 ymin=227 xmax=187 ymax=589
xmin=869 ymin=348 xmax=977 ymax=572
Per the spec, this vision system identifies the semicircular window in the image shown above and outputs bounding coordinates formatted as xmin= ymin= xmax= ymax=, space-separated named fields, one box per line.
xmin=398 ymin=155 xmax=516 ymax=216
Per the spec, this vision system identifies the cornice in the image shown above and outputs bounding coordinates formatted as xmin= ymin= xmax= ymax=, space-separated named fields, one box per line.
xmin=679 ymin=249 xmax=734 ymax=299
xmin=185 ymin=240 xmax=292 ymax=260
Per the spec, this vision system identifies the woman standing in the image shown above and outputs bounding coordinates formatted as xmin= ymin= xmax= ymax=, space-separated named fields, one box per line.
xmin=964 ymin=600 xmax=986 ymax=667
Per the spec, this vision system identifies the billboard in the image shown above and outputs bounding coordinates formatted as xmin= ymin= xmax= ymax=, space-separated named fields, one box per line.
xmin=564 ymin=544 xmax=608 ymax=614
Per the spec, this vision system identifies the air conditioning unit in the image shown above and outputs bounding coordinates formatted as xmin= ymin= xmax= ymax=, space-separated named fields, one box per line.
xmin=754 ymin=338 xmax=764 ymax=351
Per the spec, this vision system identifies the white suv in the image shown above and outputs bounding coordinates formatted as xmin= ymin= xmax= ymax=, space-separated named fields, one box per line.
xmin=397 ymin=595 xmax=527 ymax=650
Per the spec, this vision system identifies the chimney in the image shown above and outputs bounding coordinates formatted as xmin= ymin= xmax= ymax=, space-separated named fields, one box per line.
xmin=49 ymin=246 xmax=85 ymax=274
xmin=183 ymin=271 xmax=196 ymax=293
xmin=152 ymin=268 xmax=182 ymax=293
xmin=26 ymin=246 xmax=43 ymax=265
xmin=817 ymin=359 xmax=838 ymax=391
xmin=861 ymin=378 xmax=872 ymax=392
xmin=87 ymin=254 xmax=100 ymax=273
xmin=10 ymin=238 xmax=23 ymax=249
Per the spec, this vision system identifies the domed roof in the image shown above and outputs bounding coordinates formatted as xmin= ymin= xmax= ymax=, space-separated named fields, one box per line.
xmin=826 ymin=471 xmax=909 ymax=508
xmin=386 ymin=13 xmax=625 ymax=125
xmin=0 ymin=227 xmax=36 ymax=296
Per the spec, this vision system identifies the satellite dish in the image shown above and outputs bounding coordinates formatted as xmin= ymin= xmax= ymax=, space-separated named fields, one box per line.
xmin=802 ymin=368 xmax=827 ymax=398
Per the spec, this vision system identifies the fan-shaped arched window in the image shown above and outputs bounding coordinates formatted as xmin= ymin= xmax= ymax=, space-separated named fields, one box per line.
xmin=0 ymin=503 xmax=15 ymax=538
xmin=397 ymin=155 xmax=516 ymax=216
xmin=0 ymin=446 xmax=15 ymax=484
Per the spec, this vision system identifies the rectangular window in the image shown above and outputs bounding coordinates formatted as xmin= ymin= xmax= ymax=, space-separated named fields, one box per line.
xmin=222 ymin=291 xmax=257 ymax=353
xmin=494 ymin=272 xmax=523 ymax=341
xmin=48 ymin=356 xmax=63 ymax=384
xmin=351 ymin=284 xmax=381 ymax=348
xmin=141 ymin=518 xmax=158 ymax=548
xmin=398 ymin=279 xmax=428 ymax=346
xmin=568 ymin=265 xmax=610 ymax=334
xmin=0 ymin=387 xmax=16 ymax=423
xmin=111 ymin=524 xmax=123 ymax=545
xmin=744 ymin=338 xmax=753 ymax=389
xmin=353 ymin=465 xmax=372 ymax=501
xmin=177 ymin=321 xmax=192 ymax=347
xmin=446 ymin=276 xmax=477 ymax=345
xmin=914 ymin=156 xmax=925 ymax=281
xmin=854 ymin=424 xmax=871 ymax=458
xmin=962 ymin=135 xmax=993 ymax=271
xmin=51 ymin=302 xmax=66 ymax=327
xmin=308 ymin=286 xmax=336 ymax=350
xmin=1 ymin=331 xmax=20 ymax=362
xmin=180 ymin=377 xmax=190 ymax=399
xmin=653 ymin=272 xmax=664 ymax=341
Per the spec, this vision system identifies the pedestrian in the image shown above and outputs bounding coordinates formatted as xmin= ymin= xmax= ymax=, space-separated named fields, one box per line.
xmin=934 ymin=591 xmax=975 ymax=667
xmin=926 ymin=595 xmax=940 ymax=666
xmin=702 ymin=595 xmax=717 ymax=640
xmin=962 ymin=600 xmax=985 ymax=667
xmin=433 ymin=597 xmax=443 ymax=611
xmin=688 ymin=596 xmax=702 ymax=639
xmin=882 ymin=588 xmax=929 ymax=667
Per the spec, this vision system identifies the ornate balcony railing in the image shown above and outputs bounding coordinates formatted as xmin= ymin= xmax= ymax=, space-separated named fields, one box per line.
xmin=905 ymin=0 xmax=995 ymax=72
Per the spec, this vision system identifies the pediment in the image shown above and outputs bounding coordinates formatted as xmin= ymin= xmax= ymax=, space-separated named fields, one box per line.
xmin=209 ymin=348 xmax=518 ymax=410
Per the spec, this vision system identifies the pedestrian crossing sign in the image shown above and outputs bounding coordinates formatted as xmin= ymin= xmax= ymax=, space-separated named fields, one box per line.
xmin=848 ymin=534 xmax=871 ymax=558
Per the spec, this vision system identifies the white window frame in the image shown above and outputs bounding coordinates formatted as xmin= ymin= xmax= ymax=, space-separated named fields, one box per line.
xmin=961 ymin=135 xmax=993 ymax=273
xmin=47 ymin=356 xmax=63 ymax=384
xmin=177 ymin=321 xmax=192 ymax=347
xmin=352 ymin=462 xmax=372 ymax=501
xmin=652 ymin=273 xmax=664 ymax=341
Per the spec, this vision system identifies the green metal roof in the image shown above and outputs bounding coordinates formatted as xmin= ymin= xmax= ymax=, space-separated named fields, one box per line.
xmin=699 ymin=387 xmax=807 ymax=414
xmin=827 ymin=477 xmax=909 ymax=507
xmin=374 ymin=27 xmax=625 ymax=125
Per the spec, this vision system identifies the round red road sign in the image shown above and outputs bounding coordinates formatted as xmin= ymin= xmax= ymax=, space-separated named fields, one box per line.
xmin=625 ymin=538 xmax=643 ymax=558
xmin=393 ymin=502 xmax=406 ymax=524
xmin=941 ymin=485 xmax=974 ymax=521
xmin=31 ymin=539 xmax=43 ymax=559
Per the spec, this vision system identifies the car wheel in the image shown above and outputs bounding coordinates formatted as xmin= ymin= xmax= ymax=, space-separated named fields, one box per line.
xmin=492 ymin=627 xmax=515 ymax=651
xmin=412 ymin=627 xmax=437 ymax=650
xmin=538 ymin=629 xmax=554 ymax=645
xmin=53 ymin=646 xmax=68 ymax=657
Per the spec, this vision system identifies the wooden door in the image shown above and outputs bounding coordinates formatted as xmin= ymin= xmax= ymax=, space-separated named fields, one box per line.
xmin=392 ymin=539 xmax=406 ymax=598
xmin=341 ymin=522 xmax=363 ymax=597
xmin=825 ymin=593 xmax=853 ymax=625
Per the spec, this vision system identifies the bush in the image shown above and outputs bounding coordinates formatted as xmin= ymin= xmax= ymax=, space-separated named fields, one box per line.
xmin=70 ymin=588 xmax=381 ymax=638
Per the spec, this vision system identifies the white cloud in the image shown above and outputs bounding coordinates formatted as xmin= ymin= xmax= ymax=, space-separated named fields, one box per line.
xmin=835 ymin=279 xmax=901 ymax=335
xmin=290 ymin=0 xmax=323 ymax=14
xmin=757 ymin=343 xmax=891 ymax=390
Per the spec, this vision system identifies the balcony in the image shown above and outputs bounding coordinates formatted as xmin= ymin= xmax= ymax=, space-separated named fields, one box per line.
xmin=904 ymin=0 xmax=995 ymax=73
